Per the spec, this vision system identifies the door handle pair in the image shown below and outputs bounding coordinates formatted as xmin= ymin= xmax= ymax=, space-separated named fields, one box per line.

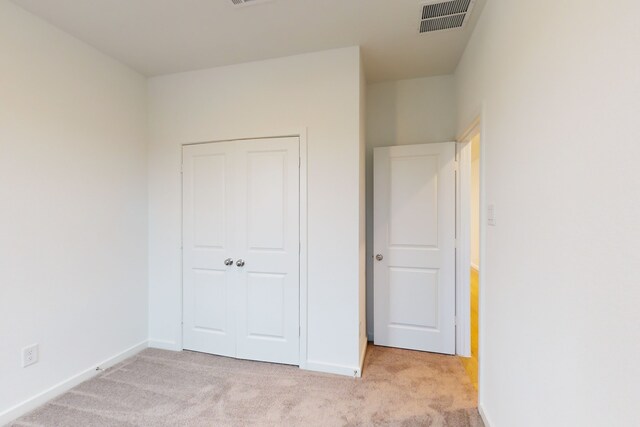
xmin=224 ymin=258 xmax=245 ymax=267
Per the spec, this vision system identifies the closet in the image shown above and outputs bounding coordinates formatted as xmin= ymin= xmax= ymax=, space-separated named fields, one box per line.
xmin=182 ymin=137 xmax=300 ymax=365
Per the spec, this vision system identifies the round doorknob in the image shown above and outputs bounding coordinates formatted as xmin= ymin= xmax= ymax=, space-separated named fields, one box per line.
xmin=236 ymin=259 xmax=245 ymax=267
xmin=375 ymin=254 xmax=384 ymax=261
xmin=224 ymin=258 xmax=234 ymax=266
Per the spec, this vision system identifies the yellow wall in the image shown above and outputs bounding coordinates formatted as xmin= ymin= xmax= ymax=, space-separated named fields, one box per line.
xmin=461 ymin=268 xmax=479 ymax=389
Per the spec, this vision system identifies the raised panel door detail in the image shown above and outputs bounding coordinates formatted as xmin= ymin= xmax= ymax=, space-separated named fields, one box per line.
xmin=247 ymin=151 xmax=286 ymax=251
xmin=388 ymin=268 xmax=438 ymax=330
xmin=192 ymin=154 xmax=226 ymax=248
xmin=389 ymin=155 xmax=438 ymax=248
xmin=193 ymin=269 xmax=227 ymax=333
xmin=246 ymin=272 xmax=286 ymax=340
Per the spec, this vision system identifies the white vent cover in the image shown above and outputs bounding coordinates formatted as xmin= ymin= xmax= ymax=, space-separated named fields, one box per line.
xmin=419 ymin=0 xmax=476 ymax=34
xmin=231 ymin=0 xmax=273 ymax=6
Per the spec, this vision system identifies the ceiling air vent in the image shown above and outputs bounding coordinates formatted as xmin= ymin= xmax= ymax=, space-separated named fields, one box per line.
xmin=419 ymin=0 xmax=476 ymax=34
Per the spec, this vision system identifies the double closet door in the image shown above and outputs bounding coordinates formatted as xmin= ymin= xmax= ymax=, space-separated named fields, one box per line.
xmin=182 ymin=137 xmax=300 ymax=365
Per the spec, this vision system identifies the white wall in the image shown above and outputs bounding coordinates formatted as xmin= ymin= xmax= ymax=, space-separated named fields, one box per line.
xmin=470 ymin=134 xmax=480 ymax=269
xmin=365 ymin=75 xmax=457 ymax=338
xmin=147 ymin=47 xmax=365 ymax=375
xmin=359 ymin=57 xmax=368 ymax=361
xmin=0 ymin=0 xmax=148 ymax=421
xmin=455 ymin=1 xmax=640 ymax=426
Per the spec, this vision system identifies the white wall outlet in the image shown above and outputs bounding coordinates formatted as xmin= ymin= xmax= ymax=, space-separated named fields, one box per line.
xmin=488 ymin=203 xmax=496 ymax=226
xmin=22 ymin=344 xmax=39 ymax=367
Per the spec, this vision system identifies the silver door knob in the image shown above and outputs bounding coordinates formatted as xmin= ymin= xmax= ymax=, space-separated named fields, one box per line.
xmin=224 ymin=258 xmax=234 ymax=266
xmin=236 ymin=259 xmax=245 ymax=267
xmin=375 ymin=254 xmax=384 ymax=261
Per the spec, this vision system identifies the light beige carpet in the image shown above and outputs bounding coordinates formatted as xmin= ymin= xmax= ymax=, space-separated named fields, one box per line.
xmin=11 ymin=345 xmax=483 ymax=427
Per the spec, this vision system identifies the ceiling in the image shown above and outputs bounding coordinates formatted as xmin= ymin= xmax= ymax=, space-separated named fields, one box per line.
xmin=10 ymin=0 xmax=485 ymax=83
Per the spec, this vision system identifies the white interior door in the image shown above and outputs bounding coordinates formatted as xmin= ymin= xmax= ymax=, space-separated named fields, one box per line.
xmin=182 ymin=141 xmax=236 ymax=357
xmin=373 ymin=142 xmax=456 ymax=355
xmin=182 ymin=137 xmax=300 ymax=365
xmin=234 ymin=138 xmax=300 ymax=365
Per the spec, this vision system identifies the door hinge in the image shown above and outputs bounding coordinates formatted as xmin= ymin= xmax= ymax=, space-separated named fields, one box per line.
xmin=299 ymin=326 xmax=301 ymax=337
xmin=454 ymin=316 xmax=457 ymax=326
xmin=453 ymin=161 xmax=458 ymax=172
xmin=454 ymin=238 xmax=457 ymax=249
xmin=298 ymin=157 xmax=301 ymax=168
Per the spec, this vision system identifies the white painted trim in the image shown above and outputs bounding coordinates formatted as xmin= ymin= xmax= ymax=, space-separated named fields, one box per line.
xmin=0 ymin=340 xmax=148 ymax=426
xmin=457 ymin=115 xmax=481 ymax=144
xmin=359 ymin=337 xmax=368 ymax=377
xmin=305 ymin=360 xmax=362 ymax=378
xmin=477 ymin=106 xmax=488 ymax=409
xmin=479 ymin=404 xmax=493 ymax=427
xmin=180 ymin=128 xmax=309 ymax=370
xmin=457 ymin=109 xmax=487 ymax=409
xmin=298 ymin=128 xmax=309 ymax=370
xmin=459 ymin=106 xmax=489 ymax=408
xmin=455 ymin=140 xmax=472 ymax=358
xmin=148 ymin=339 xmax=181 ymax=351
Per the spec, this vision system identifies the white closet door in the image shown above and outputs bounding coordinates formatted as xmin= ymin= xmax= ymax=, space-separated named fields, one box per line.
xmin=182 ymin=142 xmax=236 ymax=357
xmin=374 ymin=142 xmax=456 ymax=355
xmin=182 ymin=137 xmax=300 ymax=366
xmin=234 ymin=138 xmax=300 ymax=365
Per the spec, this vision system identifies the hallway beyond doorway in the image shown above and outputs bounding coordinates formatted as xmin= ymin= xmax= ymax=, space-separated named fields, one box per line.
xmin=461 ymin=268 xmax=479 ymax=389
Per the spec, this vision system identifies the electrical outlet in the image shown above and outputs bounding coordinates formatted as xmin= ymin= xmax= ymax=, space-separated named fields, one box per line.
xmin=22 ymin=344 xmax=38 ymax=367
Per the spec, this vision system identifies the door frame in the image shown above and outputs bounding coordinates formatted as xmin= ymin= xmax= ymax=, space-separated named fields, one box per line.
xmin=455 ymin=112 xmax=485 ymax=390
xmin=180 ymin=128 xmax=309 ymax=369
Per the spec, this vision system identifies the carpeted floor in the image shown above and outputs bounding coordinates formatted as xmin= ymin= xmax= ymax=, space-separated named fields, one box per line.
xmin=11 ymin=345 xmax=483 ymax=427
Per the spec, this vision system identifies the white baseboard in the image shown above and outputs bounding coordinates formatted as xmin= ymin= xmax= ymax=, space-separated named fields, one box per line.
xmin=0 ymin=340 xmax=148 ymax=426
xmin=304 ymin=359 xmax=362 ymax=377
xmin=148 ymin=339 xmax=181 ymax=351
xmin=479 ymin=404 xmax=492 ymax=427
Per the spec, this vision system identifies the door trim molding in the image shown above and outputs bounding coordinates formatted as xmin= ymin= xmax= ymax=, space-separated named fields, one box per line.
xmin=181 ymin=128 xmax=309 ymax=370
xmin=455 ymin=140 xmax=472 ymax=357
xmin=456 ymin=108 xmax=487 ymax=408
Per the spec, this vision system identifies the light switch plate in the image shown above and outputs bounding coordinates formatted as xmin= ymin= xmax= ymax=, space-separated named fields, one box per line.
xmin=488 ymin=204 xmax=496 ymax=226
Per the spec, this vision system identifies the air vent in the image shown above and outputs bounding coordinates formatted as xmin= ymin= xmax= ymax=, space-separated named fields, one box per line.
xmin=419 ymin=0 xmax=475 ymax=34
xmin=230 ymin=0 xmax=273 ymax=6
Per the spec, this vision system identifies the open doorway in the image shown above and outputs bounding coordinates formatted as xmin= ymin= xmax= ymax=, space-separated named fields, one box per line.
xmin=460 ymin=133 xmax=480 ymax=389
xmin=455 ymin=116 xmax=482 ymax=393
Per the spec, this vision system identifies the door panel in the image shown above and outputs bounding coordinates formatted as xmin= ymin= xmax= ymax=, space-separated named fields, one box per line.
xmin=247 ymin=151 xmax=286 ymax=250
xmin=246 ymin=272 xmax=287 ymax=339
xmin=234 ymin=138 xmax=300 ymax=365
xmin=389 ymin=155 xmax=438 ymax=246
xmin=182 ymin=143 xmax=235 ymax=357
xmin=193 ymin=269 xmax=228 ymax=333
xmin=374 ymin=142 xmax=456 ymax=355
xmin=192 ymin=154 xmax=227 ymax=248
